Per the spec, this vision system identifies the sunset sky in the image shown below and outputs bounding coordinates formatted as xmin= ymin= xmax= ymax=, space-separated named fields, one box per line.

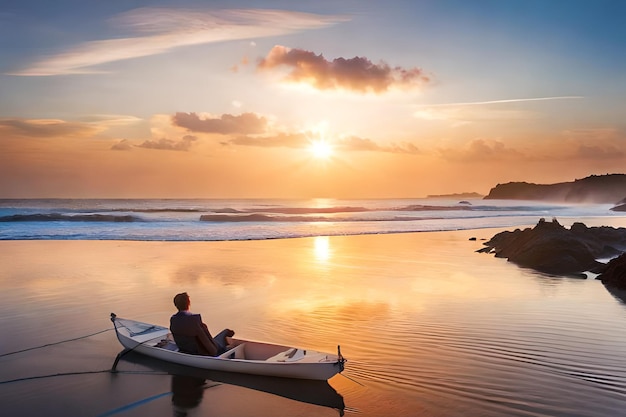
xmin=1 ymin=0 xmax=625 ymax=198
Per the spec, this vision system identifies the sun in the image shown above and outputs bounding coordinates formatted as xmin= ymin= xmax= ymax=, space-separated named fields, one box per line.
xmin=308 ymin=139 xmax=334 ymax=159
xmin=305 ymin=121 xmax=335 ymax=160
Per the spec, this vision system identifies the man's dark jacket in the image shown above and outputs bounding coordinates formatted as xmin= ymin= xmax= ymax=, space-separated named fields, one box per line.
xmin=170 ymin=311 xmax=219 ymax=356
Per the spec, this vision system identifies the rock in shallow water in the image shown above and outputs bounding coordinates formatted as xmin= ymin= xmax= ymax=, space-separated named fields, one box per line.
xmin=598 ymin=253 xmax=626 ymax=289
xmin=478 ymin=218 xmax=626 ymax=277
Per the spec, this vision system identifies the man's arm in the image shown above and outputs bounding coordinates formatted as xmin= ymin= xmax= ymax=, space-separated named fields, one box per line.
xmin=194 ymin=315 xmax=219 ymax=356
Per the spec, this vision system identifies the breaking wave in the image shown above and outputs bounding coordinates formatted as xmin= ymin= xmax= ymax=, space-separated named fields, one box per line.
xmin=0 ymin=213 xmax=141 ymax=222
xmin=0 ymin=198 xmax=622 ymax=241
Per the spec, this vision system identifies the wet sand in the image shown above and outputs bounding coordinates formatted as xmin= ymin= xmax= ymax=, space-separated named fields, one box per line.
xmin=2 ymin=225 xmax=626 ymax=416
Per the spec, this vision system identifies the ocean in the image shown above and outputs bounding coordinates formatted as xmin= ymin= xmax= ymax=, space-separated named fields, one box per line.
xmin=0 ymin=198 xmax=622 ymax=241
xmin=3 ymin=198 xmax=626 ymax=416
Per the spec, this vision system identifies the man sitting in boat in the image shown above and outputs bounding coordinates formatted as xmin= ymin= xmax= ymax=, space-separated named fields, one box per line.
xmin=170 ymin=292 xmax=235 ymax=356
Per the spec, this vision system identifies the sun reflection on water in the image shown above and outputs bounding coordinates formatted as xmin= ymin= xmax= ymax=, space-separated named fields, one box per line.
xmin=313 ymin=236 xmax=331 ymax=263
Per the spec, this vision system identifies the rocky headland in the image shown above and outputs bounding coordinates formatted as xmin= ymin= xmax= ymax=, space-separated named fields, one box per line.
xmin=483 ymin=174 xmax=626 ymax=206
xmin=477 ymin=219 xmax=626 ymax=285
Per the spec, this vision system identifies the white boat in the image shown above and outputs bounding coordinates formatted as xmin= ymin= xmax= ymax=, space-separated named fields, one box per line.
xmin=116 ymin=352 xmax=346 ymax=413
xmin=110 ymin=313 xmax=346 ymax=380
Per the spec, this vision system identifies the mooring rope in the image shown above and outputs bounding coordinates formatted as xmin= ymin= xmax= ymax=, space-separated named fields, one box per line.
xmin=109 ymin=313 xmax=165 ymax=372
xmin=0 ymin=328 xmax=114 ymax=358
xmin=339 ymin=371 xmax=366 ymax=386
xmin=0 ymin=369 xmax=168 ymax=385
xmin=0 ymin=321 xmax=162 ymax=385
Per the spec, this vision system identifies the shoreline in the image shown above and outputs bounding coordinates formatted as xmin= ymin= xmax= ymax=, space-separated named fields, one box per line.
xmin=2 ymin=214 xmax=626 ymax=243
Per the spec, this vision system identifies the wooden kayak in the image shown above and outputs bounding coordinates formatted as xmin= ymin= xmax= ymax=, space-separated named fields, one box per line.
xmin=110 ymin=313 xmax=346 ymax=381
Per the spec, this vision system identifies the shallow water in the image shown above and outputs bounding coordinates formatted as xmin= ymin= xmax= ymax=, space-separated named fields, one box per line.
xmin=2 ymin=229 xmax=626 ymax=416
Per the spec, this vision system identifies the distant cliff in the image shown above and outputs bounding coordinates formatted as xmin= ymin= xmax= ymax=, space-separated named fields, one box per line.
xmin=484 ymin=174 xmax=626 ymax=204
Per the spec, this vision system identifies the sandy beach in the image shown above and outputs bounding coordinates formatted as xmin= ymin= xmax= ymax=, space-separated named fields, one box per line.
xmin=2 ymin=227 xmax=626 ymax=416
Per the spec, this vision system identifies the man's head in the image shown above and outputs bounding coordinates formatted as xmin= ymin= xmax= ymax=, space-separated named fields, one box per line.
xmin=173 ymin=292 xmax=191 ymax=311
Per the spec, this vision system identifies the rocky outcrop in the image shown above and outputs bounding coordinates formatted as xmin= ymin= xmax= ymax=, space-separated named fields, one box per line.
xmin=598 ymin=253 xmax=626 ymax=289
xmin=478 ymin=218 xmax=626 ymax=276
xmin=483 ymin=174 xmax=626 ymax=203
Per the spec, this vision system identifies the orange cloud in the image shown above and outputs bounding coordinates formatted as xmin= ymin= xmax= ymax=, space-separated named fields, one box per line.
xmin=257 ymin=45 xmax=429 ymax=93
xmin=171 ymin=111 xmax=421 ymax=154
xmin=435 ymin=131 xmax=626 ymax=164
xmin=173 ymin=112 xmax=267 ymax=135
xmin=574 ymin=144 xmax=625 ymax=159
xmin=111 ymin=139 xmax=133 ymax=151
xmin=227 ymin=132 xmax=308 ymax=148
xmin=337 ymin=136 xmax=420 ymax=154
xmin=561 ymin=128 xmax=626 ymax=160
xmin=223 ymin=129 xmax=420 ymax=154
xmin=438 ymin=138 xmax=525 ymax=162
xmin=0 ymin=118 xmax=102 ymax=138
xmin=136 ymin=135 xmax=197 ymax=151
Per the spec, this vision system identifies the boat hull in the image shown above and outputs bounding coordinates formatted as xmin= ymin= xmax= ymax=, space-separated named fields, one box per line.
xmin=111 ymin=314 xmax=345 ymax=381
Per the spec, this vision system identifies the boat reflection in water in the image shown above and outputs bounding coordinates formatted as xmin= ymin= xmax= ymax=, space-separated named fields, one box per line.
xmin=118 ymin=350 xmax=346 ymax=416
xmin=171 ymin=374 xmax=207 ymax=417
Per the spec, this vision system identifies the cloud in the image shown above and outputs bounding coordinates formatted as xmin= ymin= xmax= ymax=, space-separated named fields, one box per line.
xmin=574 ymin=144 xmax=625 ymax=159
xmin=227 ymin=132 xmax=308 ymax=148
xmin=11 ymin=8 xmax=347 ymax=76
xmin=77 ymin=114 xmax=143 ymax=127
xmin=0 ymin=118 xmax=101 ymax=138
xmin=136 ymin=135 xmax=197 ymax=151
xmin=337 ymin=136 xmax=420 ymax=154
xmin=173 ymin=112 xmax=268 ymax=135
xmin=230 ymin=56 xmax=250 ymax=73
xmin=438 ymin=138 xmax=524 ymax=162
xmin=170 ymin=110 xmax=422 ymax=154
xmin=561 ymin=128 xmax=626 ymax=160
xmin=429 ymin=96 xmax=584 ymax=107
xmin=414 ymin=106 xmax=533 ymax=123
xmin=414 ymin=96 xmax=583 ymax=123
xmin=434 ymin=129 xmax=626 ymax=163
xmin=257 ymin=45 xmax=429 ymax=93
xmin=111 ymin=139 xmax=133 ymax=151
xmin=560 ymin=127 xmax=620 ymax=141
xmin=225 ymin=131 xmax=420 ymax=154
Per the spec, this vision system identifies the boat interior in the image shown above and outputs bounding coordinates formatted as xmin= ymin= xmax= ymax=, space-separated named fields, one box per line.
xmin=153 ymin=334 xmax=302 ymax=362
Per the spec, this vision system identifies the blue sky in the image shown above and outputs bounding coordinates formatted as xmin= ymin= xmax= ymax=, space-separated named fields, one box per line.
xmin=1 ymin=0 xmax=625 ymax=198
